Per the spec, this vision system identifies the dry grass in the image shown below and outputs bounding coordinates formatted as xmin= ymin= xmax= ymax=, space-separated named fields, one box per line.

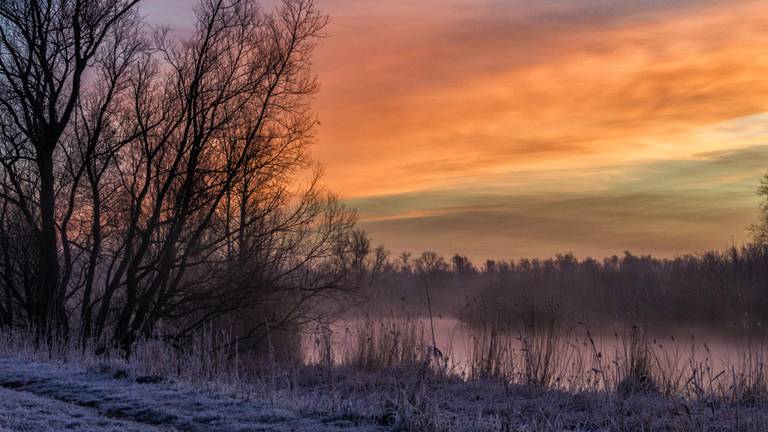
xmin=0 ymin=326 xmax=265 ymax=394
xmin=456 ymin=306 xmax=768 ymax=412
xmin=4 ymin=316 xmax=768 ymax=431
xmin=345 ymin=314 xmax=429 ymax=371
xmin=468 ymin=321 xmax=517 ymax=381
xmin=4 ymin=317 xmax=768 ymax=405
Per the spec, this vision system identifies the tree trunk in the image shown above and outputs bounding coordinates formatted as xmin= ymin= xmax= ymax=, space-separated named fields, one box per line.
xmin=35 ymin=148 xmax=62 ymax=336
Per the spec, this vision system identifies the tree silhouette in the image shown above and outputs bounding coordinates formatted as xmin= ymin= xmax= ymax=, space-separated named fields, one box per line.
xmin=0 ymin=0 xmax=375 ymax=355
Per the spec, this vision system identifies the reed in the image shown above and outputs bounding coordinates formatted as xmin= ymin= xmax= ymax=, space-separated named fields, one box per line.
xmin=344 ymin=313 xmax=429 ymax=371
xmin=468 ymin=320 xmax=517 ymax=381
xmin=4 ymin=313 xmax=768 ymax=406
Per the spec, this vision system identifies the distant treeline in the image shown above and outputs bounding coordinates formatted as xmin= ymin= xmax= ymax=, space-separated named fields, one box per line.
xmin=366 ymin=244 xmax=768 ymax=332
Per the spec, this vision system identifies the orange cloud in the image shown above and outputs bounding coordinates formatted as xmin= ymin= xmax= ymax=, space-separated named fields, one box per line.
xmin=312 ymin=0 xmax=768 ymax=197
xmin=142 ymin=0 xmax=768 ymax=259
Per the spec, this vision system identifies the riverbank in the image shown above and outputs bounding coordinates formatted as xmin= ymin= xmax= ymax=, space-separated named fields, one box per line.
xmin=1 ymin=355 xmax=767 ymax=431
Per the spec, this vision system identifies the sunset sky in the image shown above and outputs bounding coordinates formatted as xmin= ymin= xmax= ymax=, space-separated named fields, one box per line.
xmin=146 ymin=0 xmax=768 ymax=261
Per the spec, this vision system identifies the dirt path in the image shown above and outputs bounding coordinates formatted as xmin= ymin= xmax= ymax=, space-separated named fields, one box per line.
xmin=0 ymin=358 xmax=381 ymax=432
xmin=0 ymin=385 xmax=175 ymax=432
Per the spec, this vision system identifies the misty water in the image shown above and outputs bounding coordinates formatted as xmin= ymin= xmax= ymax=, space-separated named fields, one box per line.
xmin=304 ymin=317 xmax=764 ymax=382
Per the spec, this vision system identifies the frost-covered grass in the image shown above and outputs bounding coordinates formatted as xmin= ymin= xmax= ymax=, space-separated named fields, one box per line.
xmin=0 ymin=386 xmax=171 ymax=432
xmin=2 ymin=356 xmax=768 ymax=432
xmin=0 ymin=357 xmax=382 ymax=432
xmin=306 ymin=366 xmax=768 ymax=431
xmin=4 ymin=323 xmax=768 ymax=431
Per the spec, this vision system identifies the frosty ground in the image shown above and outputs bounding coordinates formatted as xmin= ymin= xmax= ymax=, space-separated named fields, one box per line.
xmin=0 ymin=357 xmax=382 ymax=432
xmin=2 ymin=356 xmax=768 ymax=431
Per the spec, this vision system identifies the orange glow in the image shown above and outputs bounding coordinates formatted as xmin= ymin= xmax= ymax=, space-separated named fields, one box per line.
xmin=146 ymin=0 xmax=768 ymax=259
xmin=312 ymin=0 xmax=768 ymax=198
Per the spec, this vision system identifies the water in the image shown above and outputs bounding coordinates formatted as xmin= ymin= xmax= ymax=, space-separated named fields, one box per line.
xmin=304 ymin=317 xmax=764 ymax=383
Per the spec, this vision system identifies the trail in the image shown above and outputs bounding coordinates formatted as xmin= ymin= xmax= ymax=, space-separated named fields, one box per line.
xmin=0 ymin=357 xmax=381 ymax=432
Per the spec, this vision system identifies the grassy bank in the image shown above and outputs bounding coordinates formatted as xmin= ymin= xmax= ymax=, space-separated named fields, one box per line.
xmin=3 ymin=318 xmax=768 ymax=431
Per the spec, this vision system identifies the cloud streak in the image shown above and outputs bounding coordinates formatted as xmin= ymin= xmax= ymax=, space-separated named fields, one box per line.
xmin=351 ymin=145 xmax=768 ymax=260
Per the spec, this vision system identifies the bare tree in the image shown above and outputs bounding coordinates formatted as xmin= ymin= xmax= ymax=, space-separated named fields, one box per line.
xmin=0 ymin=0 xmax=141 ymax=336
xmin=0 ymin=0 xmax=376 ymax=356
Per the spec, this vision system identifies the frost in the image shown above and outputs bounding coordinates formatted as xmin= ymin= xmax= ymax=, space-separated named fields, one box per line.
xmin=0 ymin=357 xmax=381 ymax=432
xmin=3 ymin=356 xmax=768 ymax=431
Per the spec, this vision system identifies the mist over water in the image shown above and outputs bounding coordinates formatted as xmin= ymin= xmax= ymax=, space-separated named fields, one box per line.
xmin=304 ymin=316 xmax=760 ymax=380
xmin=299 ymin=246 xmax=768 ymax=392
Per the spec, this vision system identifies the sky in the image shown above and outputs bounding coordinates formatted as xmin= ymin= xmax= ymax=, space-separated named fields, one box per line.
xmin=144 ymin=0 xmax=768 ymax=261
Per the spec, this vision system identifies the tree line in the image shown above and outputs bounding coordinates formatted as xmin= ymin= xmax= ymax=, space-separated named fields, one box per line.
xmin=369 ymin=186 xmax=768 ymax=332
xmin=370 ymin=245 xmax=768 ymax=331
